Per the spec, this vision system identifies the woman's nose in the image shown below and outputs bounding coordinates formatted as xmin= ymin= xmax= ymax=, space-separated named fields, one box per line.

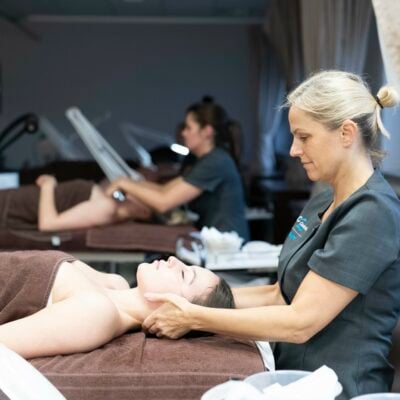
xmin=290 ymin=140 xmax=302 ymax=158
xmin=167 ymin=256 xmax=177 ymax=268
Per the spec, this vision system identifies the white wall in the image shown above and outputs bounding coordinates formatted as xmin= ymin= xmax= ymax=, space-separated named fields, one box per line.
xmin=0 ymin=20 xmax=259 ymax=169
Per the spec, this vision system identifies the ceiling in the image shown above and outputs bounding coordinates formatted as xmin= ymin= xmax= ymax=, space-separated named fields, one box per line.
xmin=0 ymin=0 xmax=267 ymax=22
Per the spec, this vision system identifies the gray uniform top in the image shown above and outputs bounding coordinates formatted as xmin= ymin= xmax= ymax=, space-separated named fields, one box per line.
xmin=274 ymin=170 xmax=400 ymax=400
xmin=182 ymin=147 xmax=249 ymax=241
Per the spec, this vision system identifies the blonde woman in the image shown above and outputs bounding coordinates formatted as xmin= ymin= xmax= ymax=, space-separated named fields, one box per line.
xmin=142 ymin=71 xmax=400 ymax=399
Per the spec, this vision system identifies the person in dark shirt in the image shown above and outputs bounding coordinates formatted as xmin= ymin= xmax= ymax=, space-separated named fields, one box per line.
xmin=107 ymin=98 xmax=249 ymax=240
xmin=141 ymin=71 xmax=400 ymax=399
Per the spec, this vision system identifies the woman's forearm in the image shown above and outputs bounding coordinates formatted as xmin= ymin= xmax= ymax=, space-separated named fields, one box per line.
xmin=119 ymin=180 xmax=172 ymax=213
xmin=232 ymin=282 xmax=286 ymax=308
xmin=145 ymin=271 xmax=357 ymax=343
xmin=133 ymin=180 xmax=164 ymax=192
xmin=189 ymin=304 xmax=308 ymax=343
xmin=188 ymin=272 xmax=357 ymax=344
xmin=117 ymin=177 xmax=198 ymax=214
xmin=118 ymin=177 xmax=180 ymax=193
xmin=38 ymin=185 xmax=59 ymax=231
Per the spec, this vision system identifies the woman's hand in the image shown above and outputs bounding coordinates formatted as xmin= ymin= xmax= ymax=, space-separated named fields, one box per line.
xmin=142 ymin=293 xmax=195 ymax=339
xmin=105 ymin=177 xmax=130 ymax=197
xmin=36 ymin=174 xmax=57 ymax=188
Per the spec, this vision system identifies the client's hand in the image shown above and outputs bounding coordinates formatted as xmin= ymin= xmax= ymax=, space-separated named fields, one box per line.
xmin=142 ymin=293 xmax=194 ymax=339
xmin=36 ymin=174 xmax=57 ymax=188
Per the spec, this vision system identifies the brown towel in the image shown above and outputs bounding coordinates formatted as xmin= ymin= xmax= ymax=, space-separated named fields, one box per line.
xmin=0 ymin=250 xmax=75 ymax=324
xmin=31 ymin=332 xmax=264 ymax=400
xmin=0 ymin=229 xmax=87 ymax=252
xmin=86 ymin=222 xmax=195 ymax=253
xmin=0 ymin=180 xmax=93 ymax=230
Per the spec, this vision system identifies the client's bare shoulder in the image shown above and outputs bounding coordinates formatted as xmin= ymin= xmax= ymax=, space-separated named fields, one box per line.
xmin=49 ymin=261 xmax=135 ymax=336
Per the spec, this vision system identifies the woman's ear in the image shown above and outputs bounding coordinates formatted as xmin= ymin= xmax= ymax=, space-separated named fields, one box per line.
xmin=341 ymin=119 xmax=358 ymax=148
xmin=202 ymin=124 xmax=214 ymax=140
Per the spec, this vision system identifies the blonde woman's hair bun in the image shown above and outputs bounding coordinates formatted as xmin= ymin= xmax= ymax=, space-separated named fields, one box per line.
xmin=376 ymin=86 xmax=399 ymax=109
xmin=285 ymin=70 xmax=400 ymax=163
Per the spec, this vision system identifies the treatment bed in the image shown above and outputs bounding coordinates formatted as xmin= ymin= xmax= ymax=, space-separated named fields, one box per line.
xmin=0 ymin=108 xmax=194 ymax=267
xmin=0 ymin=221 xmax=196 ymax=269
xmin=29 ymin=333 xmax=265 ymax=400
xmin=0 ymin=250 xmax=265 ymax=400
xmin=25 ymin=320 xmax=400 ymax=400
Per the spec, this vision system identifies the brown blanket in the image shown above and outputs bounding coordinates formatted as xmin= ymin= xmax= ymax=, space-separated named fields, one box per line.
xmin=0 ymin=180 xmax=93 ymax=230
xmin=0 ymin=250 xmax=75 ymax=324
xmin=0 ymin=222 xmax=194 ymax=254
xmin=31 ymin=332 xmax=264 ymax=400
xmin=86 ymin=222 xmax=195 ymax=253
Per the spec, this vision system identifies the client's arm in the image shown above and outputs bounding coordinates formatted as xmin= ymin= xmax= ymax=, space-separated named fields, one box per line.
xmin=106 ymin=176 xmax=201 ymax=213
xmin=36 ymin=175 xmax=116 ymax=231
xmin=0 ymin=291 xmax=122 ymax=359
xmin=36 ymin=175 xmax=59 ymax=230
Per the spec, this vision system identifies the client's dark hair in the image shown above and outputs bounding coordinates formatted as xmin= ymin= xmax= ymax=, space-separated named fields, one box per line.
xmin=192 ymin=277 xmax=235 ymax=309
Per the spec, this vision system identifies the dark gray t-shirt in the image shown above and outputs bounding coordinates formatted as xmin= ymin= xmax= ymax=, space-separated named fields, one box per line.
xmin=274 ymin=170 xmax=400 ymax=400
xmin=182 ymin=147 xmax=249 ymax=241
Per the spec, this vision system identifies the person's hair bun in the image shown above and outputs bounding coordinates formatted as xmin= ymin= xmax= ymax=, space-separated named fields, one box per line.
xmin=202 ymin=95 xmax=214 ymax=104
xmin=376 ymin=86 xmax=399 ymax=108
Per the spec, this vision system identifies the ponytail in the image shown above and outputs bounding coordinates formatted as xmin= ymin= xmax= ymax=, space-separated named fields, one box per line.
xmin=375 ymin=86 xmax=399 ymax=138
xmin=186 ymin=96 xmax=241 ymax=166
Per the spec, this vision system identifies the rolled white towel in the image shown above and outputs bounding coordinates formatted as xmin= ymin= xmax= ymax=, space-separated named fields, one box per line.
xmin=263 ymin=366 xmax=342 ymax=400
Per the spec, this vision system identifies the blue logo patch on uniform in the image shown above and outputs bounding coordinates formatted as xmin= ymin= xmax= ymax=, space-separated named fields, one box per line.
xmin=288 ymin=216 xmax=309 ymax=240
xmin=288 ymin=231 xmax=296 ymax=240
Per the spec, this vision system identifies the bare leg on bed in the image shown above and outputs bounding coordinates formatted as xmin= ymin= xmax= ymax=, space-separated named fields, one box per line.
xmin=0 ymin=292 xmax=123 ymax=359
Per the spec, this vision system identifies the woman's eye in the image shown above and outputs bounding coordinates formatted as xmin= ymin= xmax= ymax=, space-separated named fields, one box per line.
xmin=182 ymin=271 xmax=185 ymax=280
xmin=300 ymin=136 xmax=308 ymax=142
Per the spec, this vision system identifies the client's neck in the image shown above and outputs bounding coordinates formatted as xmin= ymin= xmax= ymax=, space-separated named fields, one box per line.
xmin=106 ymin=288 xmax=154 ymax=329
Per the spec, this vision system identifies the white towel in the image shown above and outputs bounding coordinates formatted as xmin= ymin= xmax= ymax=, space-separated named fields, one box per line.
xmin=0 ymin=344 xmax=66 ymax=400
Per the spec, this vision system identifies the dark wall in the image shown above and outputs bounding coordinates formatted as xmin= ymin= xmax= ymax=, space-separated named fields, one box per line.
xmin=0 ymin=20 xmax=259 ymax=170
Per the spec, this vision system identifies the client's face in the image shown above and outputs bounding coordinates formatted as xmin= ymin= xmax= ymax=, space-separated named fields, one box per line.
xmin=136 ymin=256 xmax=219 ymax=302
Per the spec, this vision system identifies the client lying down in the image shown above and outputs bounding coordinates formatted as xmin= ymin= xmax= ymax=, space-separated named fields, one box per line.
xmin=0 ymin=251 xmax=234 ymax=359
xmin=0 ymin=175 xmax=152 ymax=231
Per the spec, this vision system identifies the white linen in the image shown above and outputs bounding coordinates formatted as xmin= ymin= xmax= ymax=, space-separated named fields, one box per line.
xmin=0 ymin=344 xmax=66 ymax=400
